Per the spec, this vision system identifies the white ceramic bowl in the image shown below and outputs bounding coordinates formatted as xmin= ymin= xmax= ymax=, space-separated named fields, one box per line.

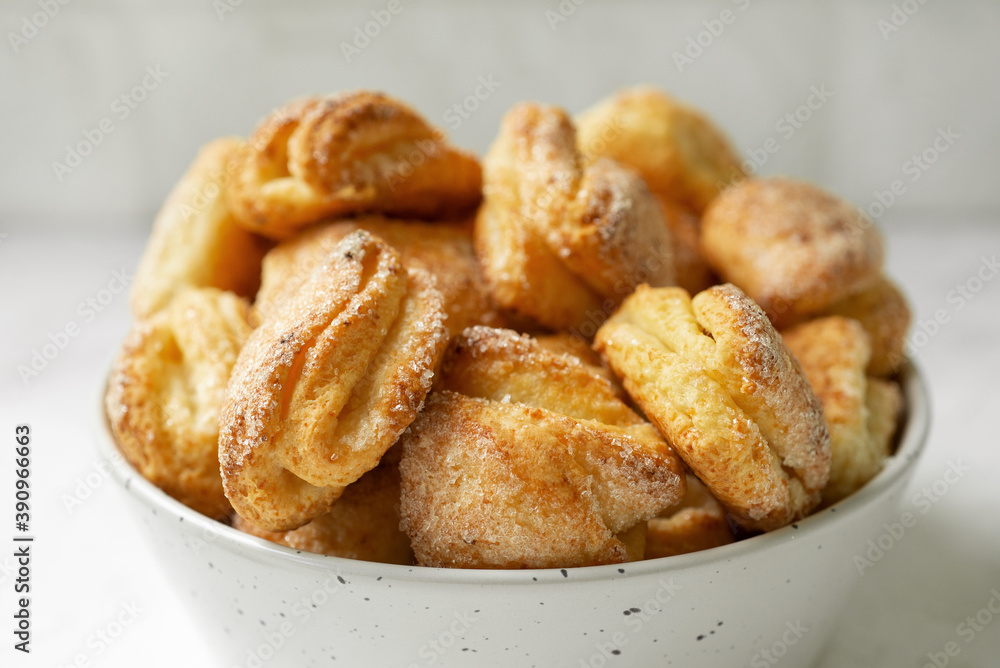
xmin=95 ymin=362 xmax=929 ymax=668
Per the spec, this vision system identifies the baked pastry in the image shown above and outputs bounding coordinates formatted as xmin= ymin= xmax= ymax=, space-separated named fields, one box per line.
xmin=782 ymin=317 xmax=903 ymax=504
xmin=575 ymin=86 xmax=737 ymax=294
xmin=227 ymin=91 xmax=482 ymax=240
xmin=251 ymin=215 xmax=504 ymax=335
xmin=131 ymin=138 xmax=271 ymax=319
xmin=701 ymin=178 xmax=885 ymax=328
xmin=219 ymin=230 xmax=449 ymax=531
xmin=646 ymin=473 xmax=735 ymax=559
xmin=399 ymin=326 xmax=686 ymax=568
xmin=233 ymin=446 xmax=413 ymax=565
xmin=825 ymin=277 xmax=912 ymax=376
xmin=594 ymin=283 xmax=831 ymax=531
xmin=106 ymin=287 xmax=252 ymax=518
xmin=575 ymin=86 xmax=744 ymax=215
xmin=474 ymin=102 xmax=675 ymax=333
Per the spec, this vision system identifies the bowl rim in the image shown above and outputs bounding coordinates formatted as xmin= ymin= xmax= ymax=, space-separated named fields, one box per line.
xmin=95 ymin=359 xmax=930 ymax=586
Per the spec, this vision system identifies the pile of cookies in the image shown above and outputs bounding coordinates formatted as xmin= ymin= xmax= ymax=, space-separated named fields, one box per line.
xmin=105 ymin=88 xmax=910 ymax=569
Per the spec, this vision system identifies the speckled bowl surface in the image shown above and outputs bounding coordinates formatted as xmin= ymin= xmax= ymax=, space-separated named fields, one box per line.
xmin=95 ymin=362 xmax=928 ymax=668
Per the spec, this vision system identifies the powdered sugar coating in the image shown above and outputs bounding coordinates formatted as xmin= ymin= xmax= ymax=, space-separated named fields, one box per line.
xmin=474 ymin=102 xmax=675 ymax=331
xmin=219 ymin=230 xmax=449 ymax=531
xmin=252 ymin=215 xmax=503 ymax=335
xmin=701 ymin=178 xmax=884 ymax=328
xmin=227 ymin=91 xmax=482 ymax=239
xmin=399 ymin=326 xmax=685 ymax=569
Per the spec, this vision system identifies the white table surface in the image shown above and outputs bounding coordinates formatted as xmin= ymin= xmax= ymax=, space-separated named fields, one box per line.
xmin=0 ymin=214 xmax=997 ymax=667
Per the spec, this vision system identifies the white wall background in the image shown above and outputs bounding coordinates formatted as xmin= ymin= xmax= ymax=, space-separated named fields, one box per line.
xmin=1 ymin=0 xmax=998 ymax=234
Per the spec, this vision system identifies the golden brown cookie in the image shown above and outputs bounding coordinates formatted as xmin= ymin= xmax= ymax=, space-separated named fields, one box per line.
xmin=106 ymin=287 xmax=253 ymax=518
xmin=227 ymin=91 xmax=482 ymax=239
xmin=232 ymin=446 xmax=412 ymax=565
xmin=474 ymin=102 xmax=675 ymax=333
xmin=646 ymin=473 xmax=735 ymax=560
xmin=595 ymin=283 xmax=831 ymax=531
xmin=219 ymin=230 xmax=449 ymax=531
xmin=701 ymin=178 xmax=885 ymax=328
xmin=576 ymin=86 xmax=744 ymax=214
xmin=782 ymin=316 xmax=903 ymax=504
xmin=825 ymin=276 xmax=912 ymax=376
xmin=252 ymin=215 xmax=504 ymax=335
xmin=399 ymin=326 xmax=685 ymax=569
xmin=131 ymin=138 xmax=271 ymax=319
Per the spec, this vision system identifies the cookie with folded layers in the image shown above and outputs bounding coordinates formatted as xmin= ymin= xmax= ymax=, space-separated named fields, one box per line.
xmin=595 ymin=283 xmax=832 ymax=531
xmin=474 ymin=102 xmax=675 ymax=333
xmin=219 ymin=230 xmax=449 ymax=531
xmin=701 ymin=178 xmax=884 ymax=328
xmin=399 ymin=326 xmax=685 ymax=569
xmin=782 ymin=316 xmax=903 ymax=504
xmin=131 ymin=138 xmax=271 ymax=319
xmin=106 ymin=287 xmax=252 ymax=518
xmin=576 ymin=85 xmax=744 ymax=214
xmin=233 ymin=446 xmax=412 ymax=565
xmin=252 ymin=215 xmax=503 ymax=335
xmin=227 ymin=91 xmax=482 ymax=240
